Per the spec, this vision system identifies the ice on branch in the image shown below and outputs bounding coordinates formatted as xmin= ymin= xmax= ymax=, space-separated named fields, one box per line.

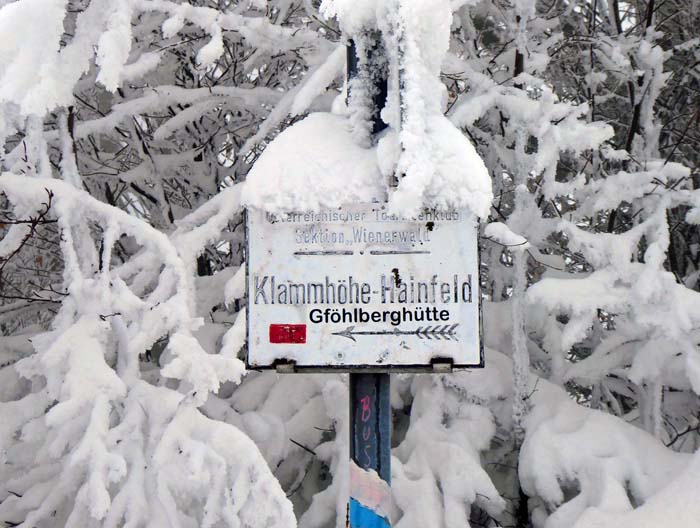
xmin=484 ymin=222 xmax=530 ymax=249
xmin=0 ymin=0 xmax=325 ymax=115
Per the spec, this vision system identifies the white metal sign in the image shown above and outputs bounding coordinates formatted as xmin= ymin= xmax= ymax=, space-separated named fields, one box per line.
xmin=246 ymin=203 xmax=482 ymax=370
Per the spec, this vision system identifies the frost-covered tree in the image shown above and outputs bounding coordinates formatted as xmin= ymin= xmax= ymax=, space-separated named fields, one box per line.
xmin=0 ymin=1 xmax=329 ymax=525
xmin=1 ymin=0 xmax=700 ymax=527
xmin=448 ymin=0 xmax=700 ymax=525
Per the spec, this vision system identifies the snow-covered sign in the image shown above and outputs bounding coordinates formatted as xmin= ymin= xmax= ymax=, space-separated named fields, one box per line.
xmin=246 ymin=203 xmax=482 ymax=370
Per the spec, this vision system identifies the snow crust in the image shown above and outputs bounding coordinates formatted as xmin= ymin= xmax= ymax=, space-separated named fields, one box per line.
xmin=379 ymin=0 xmax=492 ymax=217
xmin=379 ymin=115 xmax=493 ymax=218
xmin=320 ymin=0 xmax=377 ymax=36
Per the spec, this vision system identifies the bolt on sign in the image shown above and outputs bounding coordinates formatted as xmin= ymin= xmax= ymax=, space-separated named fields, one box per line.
xmin=246 ymin=203 xmax=483 ymax=370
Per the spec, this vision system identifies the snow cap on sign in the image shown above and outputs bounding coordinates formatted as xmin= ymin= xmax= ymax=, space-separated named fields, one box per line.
xmin=241 ymin=112 xmax=386 ymax=213
xmin=377 ymin=115 xmax=493 ymax=219
xmin=240 ymin=109 xmax=493 ymax=219
xmin=250 ymin=0 xmax=490 ymax=218
xmin=244 ymin=0 xmax=493 ymax=218
xmin=377 ymin=0 xmax=493 ymax=218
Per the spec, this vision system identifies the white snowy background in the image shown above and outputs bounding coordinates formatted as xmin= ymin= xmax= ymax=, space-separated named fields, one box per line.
xmin=0 ymin=0 xmax=699 ymax=527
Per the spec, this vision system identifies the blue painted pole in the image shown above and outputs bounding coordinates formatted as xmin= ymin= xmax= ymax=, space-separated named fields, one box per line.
xmin=349 ymin=373 xmax=391 ymax=528
xmin=346 ymin=34 xmax=391 ymax=528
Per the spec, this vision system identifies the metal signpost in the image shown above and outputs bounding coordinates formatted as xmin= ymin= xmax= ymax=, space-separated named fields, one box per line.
xmin=247 ymin=207 xmax=482 ymax=527
xmin=246 ymin=38 xmax=483 ymax=528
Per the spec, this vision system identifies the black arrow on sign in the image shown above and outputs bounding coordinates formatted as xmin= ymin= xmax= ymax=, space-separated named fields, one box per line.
xmin=332 ymin=324 xmax=459 ymax=342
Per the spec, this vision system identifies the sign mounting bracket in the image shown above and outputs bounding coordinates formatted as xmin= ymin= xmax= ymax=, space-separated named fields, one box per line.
xmin=430 ymin=358 xmax=454 ymax=374
xmin=273 ymin=359 xmax=296 ymax=374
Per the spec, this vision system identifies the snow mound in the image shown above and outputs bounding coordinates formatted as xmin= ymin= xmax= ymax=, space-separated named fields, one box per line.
xmin=381 ymin=114 xmax=493 ymax=218
xmin=241 ymin=112 xmax=385 ymax=213
xmin=242 ymin=111 xmax=492 ymax=218
xmin=245 ymin=0 xmax=494 ymax=218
